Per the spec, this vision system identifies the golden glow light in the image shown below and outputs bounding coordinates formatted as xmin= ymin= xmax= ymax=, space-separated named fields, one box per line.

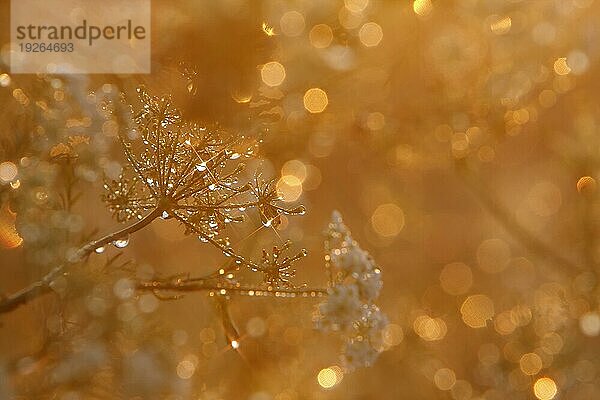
xmin=0 ymin=73 xmax=10 ymax=87
xmin=359 ymin=22 xmax=383 ymax=47
xmin=303 ymin=88 xmax=329 ymax=113
xmin=277 ymin=175 xmax=303 ymax=202
xmin=309 ymin=24 xmax=333 ymax=49
xmin=344 ymin=0 xmax=369 ymax=13
xmin=261 ymin=61 xmax=286 ymax=87
xmin=577 ymin=176 xmax=596 ymax=194
xmin=553 ymin=57 xmax=571 ymax=75
xmin=317 ymin=366 xmax=343 ymax=389
xmin=371 ymin=203 xmax=405 ymax=237
xmin=0 ymin=203 xmax=23 ymax=249
xmin=0 ymin=161 xmax=18 ymax=183
xmin=490 ymin=16 xmax=512 ymax=35
xmin=520 ymin=353 xmax=543 ymax=376
xmin=434 ymin=368 xmax=456 ymax=391
xmin=533 ymin=377 xmax=557 ymax=400
xmin=439 ymin=262 xmax=473 ymax=295
xmin=461 ymin=295 xmax=495 ymax=328
xmin=280 ymin=11 xmax=305 ymax=37
xmin=413 ymin=0 xmax=433 ymax=17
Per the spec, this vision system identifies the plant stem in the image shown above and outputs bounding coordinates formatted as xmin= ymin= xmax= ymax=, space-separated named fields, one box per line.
xmin=0 ymin=207 xmax=162 ymax=314
xmin=456 ymin=161 xmax=580 ymax=274
xmin=137 ymin=280 xmax=328 ymax=297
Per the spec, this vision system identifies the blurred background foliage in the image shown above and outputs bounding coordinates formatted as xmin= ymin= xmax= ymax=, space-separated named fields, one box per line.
xmin=2 ymin=0 xmax=600 ymax=399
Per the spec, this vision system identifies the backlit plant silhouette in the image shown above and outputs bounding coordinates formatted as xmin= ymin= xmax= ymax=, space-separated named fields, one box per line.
xmin=0 ymin=83 xmax=388 ymax=392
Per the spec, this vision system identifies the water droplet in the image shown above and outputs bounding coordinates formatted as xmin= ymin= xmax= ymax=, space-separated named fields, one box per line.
xmin=113 ymin=236 xmax=130 ymax=248
xmin=208 ymin=184 xmax=216 ymax=191
xmin=230 ymin=153 xmax=241 ymax=160
xmin=196 ymin=162 xmax=207 ymax=172
xmin=162 ymin=211 xmax=169 ymax=219
xmin=263 ymin=219 xmax=273 ymax=228
xmin=295 ymin=205 xmax=306 ymax=215
xmin=95 ymin=246 xmax=105 ymax=254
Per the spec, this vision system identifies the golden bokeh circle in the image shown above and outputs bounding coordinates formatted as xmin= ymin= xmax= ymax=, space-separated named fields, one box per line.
xmin=303 ymin=88 xmax=329 ymax=113
xmin=533 ymin=377 xmax=557 ymax=400
xmin=261 ymin=61 xmax=286 ymax=87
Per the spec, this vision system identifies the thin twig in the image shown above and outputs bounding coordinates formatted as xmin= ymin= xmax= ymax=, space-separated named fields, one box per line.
xmin=0 ymin=207 xmax=162 ymax=314
xmin=137 ymin=279 xmax=328 ymax=297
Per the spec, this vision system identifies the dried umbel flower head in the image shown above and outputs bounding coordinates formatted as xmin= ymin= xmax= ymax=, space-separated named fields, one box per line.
xmin=102 ymin=86 xmax=305 ymax=259
xmin=316 ymin=211 xmax=387 ymax=370
xmin=258 ymin=239 xmax=307 ymax=289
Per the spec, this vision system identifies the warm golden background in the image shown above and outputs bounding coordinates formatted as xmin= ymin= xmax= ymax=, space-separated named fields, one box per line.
xmin=2 ymin=0 xmax=600 ymax=399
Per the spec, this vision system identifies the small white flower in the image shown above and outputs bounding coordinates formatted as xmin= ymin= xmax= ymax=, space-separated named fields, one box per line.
xmin=318 ymin=285 xmax=362 ymax=332
xmin=332 ymin=247 xmax=372 ymax=275
xmin=356 ymin=270 xmax=383 ymax=301
xmin=317 ymin=211 xmax=389 ymax=370
xmin=343 ymin=339 xmax=380 ymax=370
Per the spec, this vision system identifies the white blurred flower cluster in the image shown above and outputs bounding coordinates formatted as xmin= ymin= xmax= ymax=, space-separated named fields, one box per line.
xmin=316 ymin=211 xmax=387 ymax=370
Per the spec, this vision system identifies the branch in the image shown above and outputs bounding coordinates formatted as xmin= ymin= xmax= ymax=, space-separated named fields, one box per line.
xmin=137 ymin=279 xmax=328 ymax=298
xmin=0 ymin=207 xmax=162 ymax=314
xmin=456 ymin=161 xmax=580 ymax=274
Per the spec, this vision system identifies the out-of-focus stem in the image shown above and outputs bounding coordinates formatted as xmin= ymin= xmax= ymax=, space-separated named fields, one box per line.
xmin=0 ymin=207 xmax=162 ymax=314
xmin=456 ymin=161 xmax=580 ymax=274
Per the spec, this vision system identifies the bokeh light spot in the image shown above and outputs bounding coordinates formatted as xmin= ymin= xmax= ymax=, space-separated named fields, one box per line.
xmin=280 ymin=11 xmax=305 ymax=37
xmin=461 ymin=294 xmax=494 ymax=328
xmin=434 ymin=368 xmax=456 ymax=391
xmin=344 ymin=0 xmax=369 ymax=13
xmin=0 ymin=161 xmax=18 ymax=183
xmin=261 ymin=61 xmax=286 ymax=87
xmin=310 ymin=24 xmax=333 ymax=48
xmin=371 ymin=203 xmax=405 ymax=237
xmin=520 ymin=352 xmax=543 ymax=375
xmin=359 ymin=22 xmax=383 ymax=47
xmin=281 ymin=159 xmax=307 ymax=183
xmin=533 ymin=377 xmax=557 ymax=400
xmin=277 ymin=175 xmax=303 ymax=202
xmin=303 ymin=88 xmax=329 ymax=113
xmin=439 ymin=262 xmax=473 ymax=295
xmin=366 ymin=112 xmax=385 ymax=130
xmin=413 ymin=0 xmax=433 ymax=17
xmin=580 ymin=312 xmax=600 ymax=336
xmin=553 ymin=57 xmax=571 ymax=75
xmin=0 ymin=73 xmax=10 ymax=87
xmin=577 ymin=176 xmax=596 ymax=195
xmin=317 ymin=366 xmax=343 ymax=389
xmin=490 ymin=16 xmax=511 ymax=35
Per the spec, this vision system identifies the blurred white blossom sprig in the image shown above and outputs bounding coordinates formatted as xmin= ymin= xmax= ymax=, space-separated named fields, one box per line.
xmin=316 ymin=211 xmax=387 ymax=370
